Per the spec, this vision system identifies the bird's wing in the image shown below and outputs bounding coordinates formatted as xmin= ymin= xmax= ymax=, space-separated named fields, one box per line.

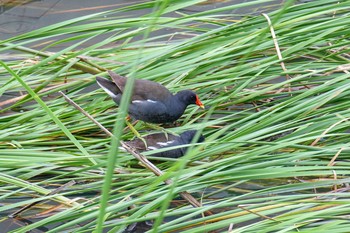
xmin=108 ymin=70 xmax=173 ymax=101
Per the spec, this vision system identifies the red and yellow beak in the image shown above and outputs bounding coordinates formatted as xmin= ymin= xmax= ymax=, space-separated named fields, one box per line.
xmin=195 ymin=95 xmax=205 ymax=109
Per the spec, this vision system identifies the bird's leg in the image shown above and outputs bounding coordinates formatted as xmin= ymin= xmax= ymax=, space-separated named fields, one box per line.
xmin=124 ymin=117 xmax=148 ymax=148
xmin=143 ymin=123 xmax=176 ymax=140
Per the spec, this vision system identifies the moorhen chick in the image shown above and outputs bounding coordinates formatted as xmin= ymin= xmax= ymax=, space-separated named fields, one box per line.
xmin=96 ymin=71 xmax=204 ymax=124
xmin=123 ymin=130 xmax=205 ymax=158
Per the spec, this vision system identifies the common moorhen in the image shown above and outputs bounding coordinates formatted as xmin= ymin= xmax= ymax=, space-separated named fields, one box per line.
xmin=123 ymin=130 xmax=205 ymax=158
xmin=96 ymin=71 xmax=204 ymax=124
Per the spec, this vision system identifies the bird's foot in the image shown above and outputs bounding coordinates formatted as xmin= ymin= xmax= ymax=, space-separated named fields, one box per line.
xmin=143 ymin=123 xmax=178 ymax=140
xmin=124 ymin=119 xmax=148 ymax=148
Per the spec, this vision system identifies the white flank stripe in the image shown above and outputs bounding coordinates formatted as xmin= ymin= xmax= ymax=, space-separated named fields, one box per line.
xmin=132 ymin=100 xmax=143 ymax=104
xmin=147 ymin=146 xmax=158 ymax=150
xmin=132 ymin=99 xmax=157 ymax=104
xmin=156 ymin=140 xmax=175 ymax=146
xmin=147 ymin=99 xmax=157 ymax=103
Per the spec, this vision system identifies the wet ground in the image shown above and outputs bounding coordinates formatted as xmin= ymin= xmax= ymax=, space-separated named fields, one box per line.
xmin=0 ymin=0 xmax=283 ymax=41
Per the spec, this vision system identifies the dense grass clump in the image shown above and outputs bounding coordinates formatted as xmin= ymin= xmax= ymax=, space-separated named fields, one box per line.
xmin=1 ymin=0 xmax=350 ymax=232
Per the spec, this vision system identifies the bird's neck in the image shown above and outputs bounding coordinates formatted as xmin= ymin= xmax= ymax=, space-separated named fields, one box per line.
xmin=168 ymin=95 xmax=187 ymax=116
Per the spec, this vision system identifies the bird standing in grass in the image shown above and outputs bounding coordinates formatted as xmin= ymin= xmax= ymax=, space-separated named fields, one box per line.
xmin=96 ymin=70 xmax=204 ymax=124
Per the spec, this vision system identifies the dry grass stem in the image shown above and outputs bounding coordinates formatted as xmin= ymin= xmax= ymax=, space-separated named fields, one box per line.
xmin=332 ymin=170 xmax=338 ymax=191
xmin=262 ymin=13 xmax=292 ymax=93
xmin=328 ymin=147 xmax=343 ymax=166
xmin=237 ymin=205 xmax=281 ymax=223
xmin=311 ymin=118 xmax=349 ymax=146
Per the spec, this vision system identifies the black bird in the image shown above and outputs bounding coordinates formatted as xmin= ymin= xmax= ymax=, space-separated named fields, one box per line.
xmin=123 ymin=130 xmax=205 ymax=158
xmin=96 ymin=70 xmax=204 ymax=124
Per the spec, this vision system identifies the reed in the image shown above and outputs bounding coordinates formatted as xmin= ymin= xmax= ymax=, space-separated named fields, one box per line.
xmin=1 ymin=0 xmax=350 ymax=232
